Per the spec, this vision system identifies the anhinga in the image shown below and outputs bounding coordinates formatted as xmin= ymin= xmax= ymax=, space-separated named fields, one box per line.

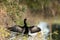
xmin=7 ymin=18 xmax=41 ymax=36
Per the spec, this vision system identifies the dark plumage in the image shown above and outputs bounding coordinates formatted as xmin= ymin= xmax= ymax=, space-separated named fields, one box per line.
xmin=7 ymin=25 xmax=23 ymax=33
xmin=7 ymin=18 xmax=41 ymax=35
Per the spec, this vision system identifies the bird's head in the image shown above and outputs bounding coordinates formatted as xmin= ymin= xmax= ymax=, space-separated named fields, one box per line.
xmin=24 ymin=18 xmax=27 ymax=21
xmin=24 ymin=18 xmax=27 ymax=24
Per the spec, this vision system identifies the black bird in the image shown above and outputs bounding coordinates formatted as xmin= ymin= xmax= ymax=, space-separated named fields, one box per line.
xmin=7 ymin=18 xmax=41 ymax=36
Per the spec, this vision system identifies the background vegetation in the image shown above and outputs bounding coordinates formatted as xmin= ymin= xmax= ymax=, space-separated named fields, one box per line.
xmin=0 ymin=0 xmax=60 ymax=40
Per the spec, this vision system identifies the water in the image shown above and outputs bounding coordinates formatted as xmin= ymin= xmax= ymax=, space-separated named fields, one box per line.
xmin=37 ymin=22 xmax=50 ymax=40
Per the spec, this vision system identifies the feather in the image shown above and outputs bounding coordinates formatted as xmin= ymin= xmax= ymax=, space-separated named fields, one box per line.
xmin=7 ymin=25 xmax=24 ymax=33
xmin=29 ymin=26 xmax=41 ymax=33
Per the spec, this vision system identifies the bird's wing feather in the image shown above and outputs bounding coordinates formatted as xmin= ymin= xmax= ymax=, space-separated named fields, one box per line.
xmin=7 ymin=25 xmax=24 ymax=33
xmin=29 ymin=26 xmax=41 ymax=33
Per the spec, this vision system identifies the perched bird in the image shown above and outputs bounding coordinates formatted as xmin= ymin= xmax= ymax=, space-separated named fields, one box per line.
xmin=7 ymin=18 xmax=41 ymax=36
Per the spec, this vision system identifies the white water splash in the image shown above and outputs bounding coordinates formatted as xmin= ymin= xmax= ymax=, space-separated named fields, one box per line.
xmin=37 ymin=22 xmax=50 ymax=40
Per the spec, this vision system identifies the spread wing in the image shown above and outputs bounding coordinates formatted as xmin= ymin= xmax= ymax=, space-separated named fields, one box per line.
xmin=7 ymin=25 xmax=24 ymax=33
xmin=29 ymin=26 xmax=41 ymax=33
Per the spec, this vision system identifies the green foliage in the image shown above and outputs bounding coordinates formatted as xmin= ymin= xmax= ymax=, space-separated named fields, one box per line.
xmin=0 ymin=0 xmax=26 ymax=25
xmin=52 ymin=31 xmax=60 ymax=40
xmin=26 ymin=0 xmax=42 ymax=12
xmin=0 ymin=26 xmax=10 ymax=38
xmin=0 ymin=0 xmax=7 ymax=3
xmin=25 ymin=0 xmax=50 ymax=12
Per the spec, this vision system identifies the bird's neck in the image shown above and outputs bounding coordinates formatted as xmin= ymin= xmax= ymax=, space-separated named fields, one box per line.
xmin=24 ymin=20 xmax=26 ymax=24
xmin=24 ymin=20 xmax=28 ymax=27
